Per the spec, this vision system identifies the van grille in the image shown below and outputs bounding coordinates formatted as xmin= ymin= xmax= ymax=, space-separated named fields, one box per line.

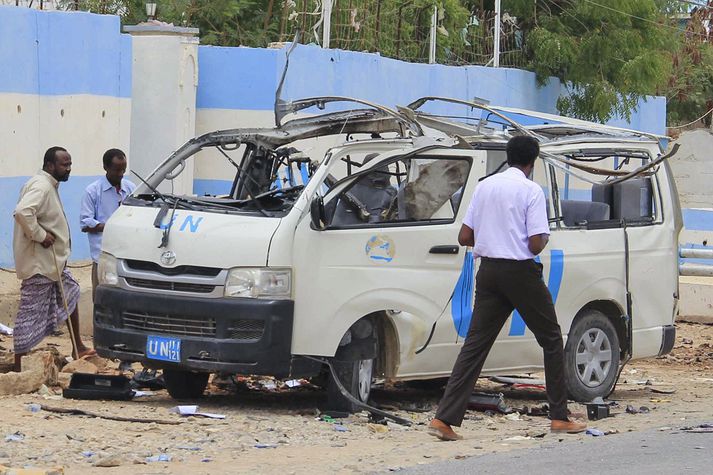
xmin=125 ymin=260 xmax=221 ymax=277
xmin=228 ymin=319 xmax=266 ymax=342
xmin=122 ymin=311 xmax=216 ymax=337
xmin=125 ymin=277 xmax=215 ymax=294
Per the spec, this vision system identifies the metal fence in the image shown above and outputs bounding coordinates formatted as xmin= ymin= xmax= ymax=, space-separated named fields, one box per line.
xmin=278 ymin=2 xmax=526 ymax=67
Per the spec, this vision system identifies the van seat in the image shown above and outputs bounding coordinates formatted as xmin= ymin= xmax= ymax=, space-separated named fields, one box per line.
xmin=561 ymin=200 xmax=610 ymax=227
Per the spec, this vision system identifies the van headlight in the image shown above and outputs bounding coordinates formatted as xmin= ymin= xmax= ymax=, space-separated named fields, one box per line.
xmin=225 ymin=268 xmax=292 ymax=299
xmin=97 ymin=252 xmax=119 ymax=286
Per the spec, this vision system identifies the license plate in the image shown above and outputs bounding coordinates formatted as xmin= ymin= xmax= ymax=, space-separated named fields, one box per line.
xmin=146 ymin=335 xmax=181 ymax=363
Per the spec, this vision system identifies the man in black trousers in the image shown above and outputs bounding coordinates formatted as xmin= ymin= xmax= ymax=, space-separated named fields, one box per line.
xmin=428 ymin=136 xmax=586 ymax=441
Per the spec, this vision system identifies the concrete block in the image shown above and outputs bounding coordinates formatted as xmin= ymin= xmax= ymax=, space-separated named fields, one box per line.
xmin=678 ymin=276 xmax=713 ymax=324
xmin=0 ymin=351 xmax=59 ymax=396
xmin=60 ymin=357 xmax=98 ymax=375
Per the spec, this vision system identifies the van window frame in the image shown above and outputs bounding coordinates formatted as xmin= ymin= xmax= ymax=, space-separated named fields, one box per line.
xmin=319 ymin=153 xmax=474 ymax=230
xmin=549 ymin=147 xmax=664 ymax=231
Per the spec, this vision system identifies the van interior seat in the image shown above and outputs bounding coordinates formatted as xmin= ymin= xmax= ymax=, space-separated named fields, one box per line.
xmin=331 ymin=169 xmax=396 ymax=226
xmin=560 ymin=200 xmax=610 ymax=227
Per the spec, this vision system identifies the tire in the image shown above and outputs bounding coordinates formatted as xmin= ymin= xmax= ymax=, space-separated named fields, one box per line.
xmin=327 ymin=358 xmax=374 ymax=413
xmin=163 ymin=369 xmax=210 ymax=400
xmin=564 ymin=310 xmax=620 ymax=402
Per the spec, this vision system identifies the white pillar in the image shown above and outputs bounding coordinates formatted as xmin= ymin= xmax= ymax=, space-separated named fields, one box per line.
xmin=493 ymin=0 xmax=501 ymax=68
xmin=322 ymin=0 xmax=333 ymax=49
xmin=429 ymin=5 xmax=437 ymax=64
xmin=124 ymin=24 xmax=199 ymax=195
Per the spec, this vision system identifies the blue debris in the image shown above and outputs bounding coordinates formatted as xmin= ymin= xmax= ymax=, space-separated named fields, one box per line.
xmin=586 ymin=428 xmax=605 ymax=437
xmin=5 ymin=432 xmax=25 ymax=442
xmin=334 ymin=425 xmax=349 ymax=432
xmin=254 ymin=443 xmax=277 ymax=449
xmin=146 ymin=454 xmax=172 ymax=462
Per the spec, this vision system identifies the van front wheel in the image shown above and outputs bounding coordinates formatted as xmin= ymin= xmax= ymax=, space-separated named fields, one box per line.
xmin=327 ymin=358 xmax=374 ymax=412
xmin=163 ymin=369 xmax=210 ymax=399
xmin=564 ymin=310 xmax=620 ymax=402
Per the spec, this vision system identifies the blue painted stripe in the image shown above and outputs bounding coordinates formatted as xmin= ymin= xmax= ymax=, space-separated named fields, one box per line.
xmin=0 ymin=7 xmax=130 ymax=97
xmin=0 ymin=175 xmax=101 ymax=267
xmin=682 ymin=209 xmax=713 ymax=231
xmin=193 ymin=179 xmax=232 ymax=196
xmin=508 ymin=250 xmax=564 ymax=336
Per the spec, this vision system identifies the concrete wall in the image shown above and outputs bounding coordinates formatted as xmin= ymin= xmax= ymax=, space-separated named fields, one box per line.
xmin=670 ymin=129 xmax=713 ymax=265
xmin=0 ymin=7 xmax=132 ymax=268
xmin=192 ymin=43 xmax=667 ymax=196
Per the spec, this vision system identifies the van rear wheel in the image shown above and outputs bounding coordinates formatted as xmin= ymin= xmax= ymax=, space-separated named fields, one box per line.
xmin=564 ymin=310 xmax=620 ymax=402
xmin=163 ymin=369 xmax=210 ymax=399
xmin=327 ymin=358 xmax=374 ymax=413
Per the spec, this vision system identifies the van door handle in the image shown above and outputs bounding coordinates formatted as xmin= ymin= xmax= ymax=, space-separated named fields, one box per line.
xmin=429 ymin=245 xmax=460 ymax=255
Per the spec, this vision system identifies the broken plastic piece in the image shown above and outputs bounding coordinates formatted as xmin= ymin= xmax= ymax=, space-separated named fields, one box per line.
xmin=468 ymin=392 xmax=510 ymax=414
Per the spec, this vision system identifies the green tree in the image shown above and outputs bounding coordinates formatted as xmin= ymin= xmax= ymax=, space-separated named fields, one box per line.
xmin=504 ymin=0 xmax=685 ymax=123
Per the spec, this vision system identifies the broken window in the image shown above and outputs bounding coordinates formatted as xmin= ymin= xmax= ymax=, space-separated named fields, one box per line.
xmin=325 ymin=156 xmax=471 ymax=227
xmin=548 ymin=149 xmax=661 ymax=229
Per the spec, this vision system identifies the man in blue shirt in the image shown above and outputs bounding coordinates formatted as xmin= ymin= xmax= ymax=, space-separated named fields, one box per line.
xmin=80 ymin=149 xmax=136 ymax=299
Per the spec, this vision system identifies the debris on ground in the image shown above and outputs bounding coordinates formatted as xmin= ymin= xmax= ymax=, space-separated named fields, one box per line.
xmin=40 ymin=405 xmax=180 ymax=425
xmin=681 ymin=422 xmax=713 ymax=433
xmin=146 ymin=454 xmax=172 ymax=463
xmin=585 ymin=428 xmax=605 ymax=437
xmin=468 ymin=392 xmax=510 ymax=414
xmin=170 ymin=405 xmax=226 ymax=419
xmin=0 ymin=351 xmax=59 ymax=396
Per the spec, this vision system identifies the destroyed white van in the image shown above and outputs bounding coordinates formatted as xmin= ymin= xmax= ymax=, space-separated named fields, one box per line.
xmin=94 ymin=96 xmax=680 ymax=410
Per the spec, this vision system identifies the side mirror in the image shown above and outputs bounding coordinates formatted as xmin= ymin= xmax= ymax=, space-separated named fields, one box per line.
xmin=310 ymin=196 xmax=326 ymax=230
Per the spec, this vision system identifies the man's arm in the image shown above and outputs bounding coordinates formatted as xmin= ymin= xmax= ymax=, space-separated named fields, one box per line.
xmin=79 ymin=186 xmax=103 ymax=233
xmin=13 ymin=184 xmax=52 ymax=246
xmin=526 ymin=187 xmax=550 ymax=256
xmin=458 ymin=224 xmax=475 ymax=247
xmin=528 ymin=233 xmax=549 ymax=255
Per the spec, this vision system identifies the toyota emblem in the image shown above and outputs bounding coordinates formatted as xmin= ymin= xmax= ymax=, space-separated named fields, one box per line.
xmin=160 ymin=250 xmax=177 ymax=266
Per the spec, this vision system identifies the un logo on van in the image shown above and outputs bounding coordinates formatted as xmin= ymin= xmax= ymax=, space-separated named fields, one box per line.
xmin=365 ymin=235 xmax=395 ymax=263
xmin=160 ymin=250 xmax=177 ymax=266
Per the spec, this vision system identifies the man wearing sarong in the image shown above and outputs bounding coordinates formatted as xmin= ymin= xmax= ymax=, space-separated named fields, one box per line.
xmin=12 ymin=146 xmax=95 ymax=371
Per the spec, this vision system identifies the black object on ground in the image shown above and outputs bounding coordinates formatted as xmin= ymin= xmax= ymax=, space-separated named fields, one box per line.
xmin=130 ymin=368 xmax=165 ymax=390
xmin=63 ymin=373 xmax=134 ymax=401
xmin=468 ymin=392 xmax=510 ymax=414
xmin=322 ymin=410 xmax=350 ymax=419
xmin=587 ymin=403 xmax=610 ymax=421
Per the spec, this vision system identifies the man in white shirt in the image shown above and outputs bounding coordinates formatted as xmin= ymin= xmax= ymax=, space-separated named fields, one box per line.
xmin=429 ymin=136 xmax=586 ymax=440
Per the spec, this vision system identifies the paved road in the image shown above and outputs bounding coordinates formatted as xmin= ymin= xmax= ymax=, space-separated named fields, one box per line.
xmin=401 ymin=424 xmax=712 ymax=475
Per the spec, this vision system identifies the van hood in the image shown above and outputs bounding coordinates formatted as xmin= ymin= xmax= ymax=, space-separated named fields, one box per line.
xmin=101 ymin=205 xmax=281 ymax=269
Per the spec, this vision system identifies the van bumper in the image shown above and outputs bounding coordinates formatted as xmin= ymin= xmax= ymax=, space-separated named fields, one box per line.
xmin=93 ymin=286 xmax=295 ymax=376
xmin=658 ymin=324 xmax=676 ymax=356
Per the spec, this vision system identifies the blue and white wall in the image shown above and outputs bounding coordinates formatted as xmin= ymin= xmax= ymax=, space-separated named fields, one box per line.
xmin=1 ymin=7 xmax=669 ymax=268
xmin=0 ymin=7 xmax=131 ymax=267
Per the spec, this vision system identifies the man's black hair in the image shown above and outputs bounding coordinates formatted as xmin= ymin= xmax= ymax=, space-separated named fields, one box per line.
xmin=102 ymin=148 xmax=126 ymax=168
xmin=506 ymin=136 xmax=540 ymax=167
xmin=43 ymin=146 xmax=67 ymax=168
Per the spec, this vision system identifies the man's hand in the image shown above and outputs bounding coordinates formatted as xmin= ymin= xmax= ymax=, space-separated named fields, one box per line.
xmin=84 ymin=223 xmax=105 ymax=234
xmin=40 ymin=232 xmax=55 ymax=248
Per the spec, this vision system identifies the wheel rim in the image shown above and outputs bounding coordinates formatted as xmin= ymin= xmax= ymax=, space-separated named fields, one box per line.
xmin=357 ymin=359 xmax=373 ymax=402
xmin=575 ymin=328 xmax=613 ymax=388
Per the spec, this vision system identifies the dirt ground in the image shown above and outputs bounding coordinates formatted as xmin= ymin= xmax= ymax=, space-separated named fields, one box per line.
xmin=0 ymin=322 xmax=712 ymax=474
